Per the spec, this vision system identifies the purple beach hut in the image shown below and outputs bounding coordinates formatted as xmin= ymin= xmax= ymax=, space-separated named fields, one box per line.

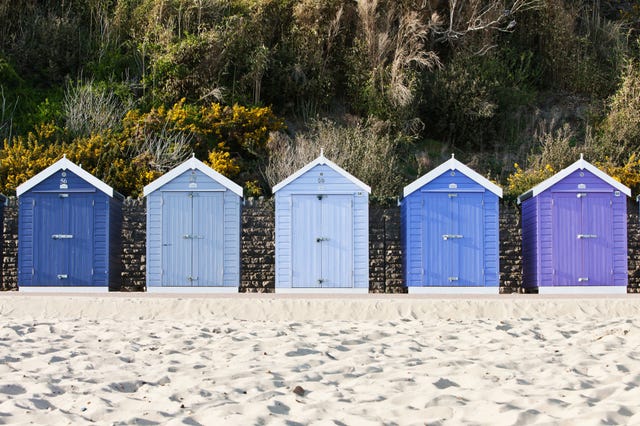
xmin=517 ymin=155 xmax=630 ymax=294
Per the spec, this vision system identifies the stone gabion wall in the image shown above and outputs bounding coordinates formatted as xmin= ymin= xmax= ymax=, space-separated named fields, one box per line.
xmin=500 ymin=204 xmax=523 ymax=294
xmin=2 ymin=197 xmax=18 ymax=290
xmin=369 ymin=206 xmax=404 ymax=293
xmin=627 ymin=200 xmax=640 ymax=292
xmin=2 ymin=196 xmax=640 ymax=292
xmin=240 ymin=198 xmax=275 ymax=292
xmin=120 ymin=198 xmax=146 ymax=292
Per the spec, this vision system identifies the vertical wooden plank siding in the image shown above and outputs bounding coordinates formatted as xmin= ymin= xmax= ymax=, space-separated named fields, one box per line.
xmin=523 ymin=168 xmax=628 ymax=290
xmin=403 ymin=166 xmax=501 ymax=289
xmin=275 ymin=163 xmax=369 ymax=290
xmin=145 ymin=167 xmax=242 ymax=289
xmin=18 ymin=168 xmax=120 ymax=288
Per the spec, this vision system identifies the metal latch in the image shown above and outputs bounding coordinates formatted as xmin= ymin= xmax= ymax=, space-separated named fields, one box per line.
xmin=577 ymin=193 xmax=587 ymax=198
xmin=448 ymin=193 xmax=457 ymax=198
xmin=578 ymin=277 xmax=589 ymax=282
xmin=318 ymin=279 xmax=324 ymax=284
xmin=187 ymin=276 xmax=198 ymax=281
xmin=316 ymin=237 xmax=329 ymax=242
xmin=52 ymin=234 xmax=73 ymax=239
xmin=183 ymin=234 xmax=203 ymax=239
xmin=57 ymin=274 xmax=68 ymax=279
xmin=577 ymin=234 xmax=597 ymax=239
xmin=448 ymin=277 xmax=459 ymax=282
xmin=442 ymin=234 xmax=463 ymax=240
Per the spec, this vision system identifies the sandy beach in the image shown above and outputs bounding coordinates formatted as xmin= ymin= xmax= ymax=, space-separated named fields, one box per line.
xmin=1 ymin=293 xmax=640 ymax=425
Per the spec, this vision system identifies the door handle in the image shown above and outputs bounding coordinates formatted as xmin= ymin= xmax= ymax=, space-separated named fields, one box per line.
xmin=52 ymin=234 xmax=73 ymax=239
xmin=448 ymin=276 xmax=459 ymax=282
xmin=442 ymin=234 xmax=463 ymax=240
xmin=57 ymin=274 xmax=68 ymax=279
xmin=577 ymin=234 xmax=597 ymax=239
xmin=316 ymin=237 xmax=328 ymax=242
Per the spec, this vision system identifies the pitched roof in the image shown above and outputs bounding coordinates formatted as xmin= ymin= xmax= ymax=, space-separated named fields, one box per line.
xmin=16 ymin=156 xmax=117 ymax=198
xmin=143 ymin=156 xmax=243 ymax=197
xmin=272 ymin=154 xmax=371 ymax=193
xmin=403 ymin=155 xmax=503 ymax=198
xmin=517 ymin=155 xmax=631 ymax=204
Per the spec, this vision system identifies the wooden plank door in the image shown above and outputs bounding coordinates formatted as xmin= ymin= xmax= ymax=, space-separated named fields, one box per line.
xmin=193 ymin=192 xmax=224 ymax=286
xmin=552 ymin=193 xmax=583 ymax=286
xmin=161 ymin=192 xmax=193 ymax=286
xmin=581 ymin=193 xmax=613 ymax=285
xmin=291 ymin=195 xmax=322 ymax=288
xmin=422 ymin=193 xmax=451 ymax=286
xmin=455 ymin=192 xmax=485 ymax=286
xmin=66 ymin=193 xmax=94 ymax=286
xmin=321 ymin=195 xmax=353 ymax=288
xmin=33 ymin=193 xmax=66 ymax=285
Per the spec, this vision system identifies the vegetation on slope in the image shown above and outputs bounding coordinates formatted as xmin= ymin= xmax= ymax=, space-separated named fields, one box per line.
xmin=2 ymin=0 xmax=640 ymax=202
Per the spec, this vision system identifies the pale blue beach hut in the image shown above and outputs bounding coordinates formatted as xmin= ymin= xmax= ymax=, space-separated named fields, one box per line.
xmin=143 ymin=156 xmax=242 ymax=293
xmin=273 ymin=154 xmax=370 ymax=293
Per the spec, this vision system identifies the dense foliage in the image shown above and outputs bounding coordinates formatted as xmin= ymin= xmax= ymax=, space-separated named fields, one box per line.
xmin=2 ymin=0 xmax=640 ymax=200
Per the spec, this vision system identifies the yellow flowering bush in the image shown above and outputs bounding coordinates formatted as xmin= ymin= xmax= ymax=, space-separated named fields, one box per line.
xmin=206 ymin=146 xmax=241 ymax=177
xmin=596 ymin=154 xmax=640 ymax=194
xmin=506 ymin=163 xmax=555 ymax=199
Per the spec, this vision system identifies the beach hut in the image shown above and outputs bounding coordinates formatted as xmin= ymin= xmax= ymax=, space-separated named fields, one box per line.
xmin=518 ymin=155 xmax=630 ymax=294
xmin=401 ymin=155 xmax=503 ymax=294
xmin=273 ymin=154 xmax=370 ymax=293
xmin=143 ymin=156 xmax=242 ymax=293
xmin=17 ymin=156 xmax=123 ymax=292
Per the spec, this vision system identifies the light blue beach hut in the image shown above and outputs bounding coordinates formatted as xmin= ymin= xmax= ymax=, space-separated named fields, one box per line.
xmin=143 ymin=156 xmax=243 ymax=293
xmin=273 ymin=154 xmax=370 ymax=293
xmin=401 ymin=155 xmax=503 ymax=293
xmin=17 ymin=156 xmax=123 ymax=292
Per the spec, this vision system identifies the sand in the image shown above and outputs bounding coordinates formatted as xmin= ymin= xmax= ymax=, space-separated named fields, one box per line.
xmin=0 ymin=293 xmax=639 ymax=425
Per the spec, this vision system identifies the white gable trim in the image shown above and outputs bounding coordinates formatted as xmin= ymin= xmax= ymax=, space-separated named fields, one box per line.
xmin=143 ymin=156 xmax=243 ymax=197
xmin=16 ymin=156 xmax=115 ymax=197
xmin=272 ymin=154 xmax=371 ymax=194
xmin=517 ymin=157 xmax=631 ymax=204
xmin=403 ymin=156 xmax=503 ymax=198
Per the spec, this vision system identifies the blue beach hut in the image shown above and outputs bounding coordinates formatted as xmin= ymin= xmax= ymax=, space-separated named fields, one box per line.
xmin=273 ymin=154 xmax=370 ymax=293
xmin=401 ymin=155 xmax=503 ymax=294
xmin=143 ymin=156 xmax=242 ymax=293
xmin=518 ymin=155 xmax=630 ymax=294
xmin=17 ymin=156 xmax=123 ymax=292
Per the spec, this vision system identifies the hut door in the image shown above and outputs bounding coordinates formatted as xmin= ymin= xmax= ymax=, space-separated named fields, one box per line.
xmin=291 ymin=194 xmax=353 ymax=288
xmin=423 ymin=193 xmax=451 ymax=285
xmin=455 ymin=193 xmax=484 ymax=286
xmin=422 ymin=192 xmax=484 ymax=286
xmin=552 ymin=192 xmax=613 ymax=286
xmin=162 ymin=192 xmax=192 ymax=286
xmin=162 ymin=191 xmax=224 ymax=286
xmin=321 ymin=195 xmax=353 ymax=288
xmin=33 ymin=192 xmax=94 ymax=286
xmin=193 ymin=192 xmax=224 ymax=286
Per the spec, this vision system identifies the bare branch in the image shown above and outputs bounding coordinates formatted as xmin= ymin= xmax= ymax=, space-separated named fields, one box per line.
xmin=434 ymin=0 xmax=542 ymax=43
